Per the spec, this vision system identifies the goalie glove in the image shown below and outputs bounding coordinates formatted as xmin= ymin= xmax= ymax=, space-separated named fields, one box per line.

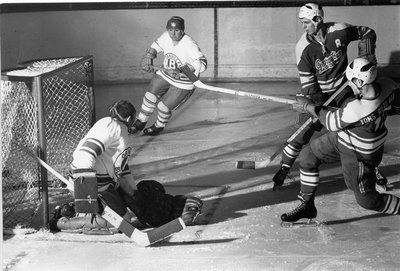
xmin=141 ymin=48 xmax=157 ymax=73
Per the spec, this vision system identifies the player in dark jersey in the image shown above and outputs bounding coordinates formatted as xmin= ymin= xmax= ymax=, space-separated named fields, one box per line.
xmin=272 ymin=3 xmax=387 ymax=189
xmin=281 ymin=58 xmax=400 ymax=224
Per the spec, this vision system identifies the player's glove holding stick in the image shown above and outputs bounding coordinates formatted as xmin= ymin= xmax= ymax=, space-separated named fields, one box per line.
xmin=166 ymin=63 xmax=196 ymax=80
xmin=292 ymin=99 xmax=318 ymax=119
xmin=141 ymin=48 xmax=157 ymax=73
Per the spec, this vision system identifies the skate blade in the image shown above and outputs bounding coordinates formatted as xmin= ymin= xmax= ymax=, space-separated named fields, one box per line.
xmin=281 ymin=219 xmax=320 ymax=228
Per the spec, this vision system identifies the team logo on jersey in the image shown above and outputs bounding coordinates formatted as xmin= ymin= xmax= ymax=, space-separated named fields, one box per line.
xmin=113 ymin=147 xmax=131 ymax=178
xmin=163 ymin=53 xmax=183 ymax=70
xmin=315 ymin=49 xmax=343 ymax=74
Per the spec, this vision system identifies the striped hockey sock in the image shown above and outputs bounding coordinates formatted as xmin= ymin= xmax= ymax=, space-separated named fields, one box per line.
xmin=380 ymin=194 xmax=400 ymax=215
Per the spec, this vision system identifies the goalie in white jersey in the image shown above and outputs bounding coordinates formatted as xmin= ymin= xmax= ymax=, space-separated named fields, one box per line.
xmin=281 ymin=58 xmax=400 ymax=224
xmin=50 ymin=100 xmax=202 ymax=233
xmin=129 ymin=16 xmax=207 ymax=136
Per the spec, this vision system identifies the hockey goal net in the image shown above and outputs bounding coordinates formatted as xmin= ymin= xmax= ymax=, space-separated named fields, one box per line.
xmin=1 ymin=56 xmax=95 ymax=229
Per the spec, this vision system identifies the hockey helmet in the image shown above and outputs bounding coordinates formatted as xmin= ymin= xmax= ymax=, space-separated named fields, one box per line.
xmin=109 ymin=100 xmax=136 ymax=127
xmin=166 ymin=16 xmax=185 ymax=31
xmin=346 ymin=58 xmax=377 ymax=89
xmin=299 ymin=3 xmax=324 ymax=22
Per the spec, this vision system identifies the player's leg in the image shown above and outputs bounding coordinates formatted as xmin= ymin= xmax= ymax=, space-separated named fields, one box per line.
xmin=125 ymin=180 xmax=203 ymax=227
xmin=129 ymin=75 xmax=169 ymax=134
xmin=281 ymin=132 xmax=340 ymax=223
xmin=348 ymin=160 xmax=400 ymax=215
xmin=143 ymin=86 xmax=191 ymax=136
xmin=273 ymin=120 xmax=324 ymax=188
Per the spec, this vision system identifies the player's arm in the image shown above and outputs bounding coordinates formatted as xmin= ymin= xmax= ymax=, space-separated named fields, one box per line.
xmin=295 ymin=41 xmax=324 ymax=105
xmin=387 ymin=86 xmax=400 ymax=116
xmin=346 ymin=24 xmax=377 ymax=65
xmin=183 ymin=41 xmax=208 ymax=77
xmin=140 ymin=33 xmax=165 ymax=73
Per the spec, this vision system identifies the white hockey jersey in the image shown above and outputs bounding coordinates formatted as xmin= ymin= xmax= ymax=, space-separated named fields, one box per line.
xmin=151 ymin=31 xmax=207 ymax=90
xmin=71 ymin=117 xmax=132 ymax=189
xmin=319 ymin=77 xmax=400 ymax=160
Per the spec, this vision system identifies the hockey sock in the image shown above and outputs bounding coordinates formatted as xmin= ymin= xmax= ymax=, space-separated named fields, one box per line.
xmin=282 ymin=143 xmax=302 ymax=166
xmin=138 ymin=92 xmax=158 ymax=122
xmin=155 ymin=101 xmax=171 ymax=128
xmin=379 ymin=194 xmax=400 ymax=215
xmin=299 ymin=168 xmax=319 ymax=201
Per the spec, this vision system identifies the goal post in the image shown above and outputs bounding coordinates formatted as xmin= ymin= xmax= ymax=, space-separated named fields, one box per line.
xmin=1 ymin=56 xmax=95 ymax=229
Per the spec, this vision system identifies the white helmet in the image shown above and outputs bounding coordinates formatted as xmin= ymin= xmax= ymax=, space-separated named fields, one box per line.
xmin=299 ymin=3 xmax=324 ymax=22
xmin=346 ymin=58 xmax=377 ymax=89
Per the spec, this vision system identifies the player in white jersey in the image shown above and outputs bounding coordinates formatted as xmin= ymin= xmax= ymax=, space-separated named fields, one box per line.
xmin=281 ymin=58 xmax=400 ymax=224
xmin=129 ymin=16 xmax=207 ymax=136
xmin=49 ymin=100 xmax=202 ymax=232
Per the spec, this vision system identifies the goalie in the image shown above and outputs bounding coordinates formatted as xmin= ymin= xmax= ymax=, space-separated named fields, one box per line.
xmin=49 ymin=100 xmax=202 ymax=233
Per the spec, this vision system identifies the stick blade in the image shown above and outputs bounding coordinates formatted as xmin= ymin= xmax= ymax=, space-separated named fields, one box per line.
xmin=236 ymin=161 xmax=255 ymax=169
xmin=146 ymin=217 xmax=186 ymax=246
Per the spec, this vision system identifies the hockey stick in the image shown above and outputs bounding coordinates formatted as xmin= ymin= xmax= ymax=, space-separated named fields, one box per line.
xmin=236 ymin=81 xmax=349 ymax=169
xmin=23 ymin=147 xmax=186 ymax=246
xmin=178 ymin=65 xmax=297 ymax=105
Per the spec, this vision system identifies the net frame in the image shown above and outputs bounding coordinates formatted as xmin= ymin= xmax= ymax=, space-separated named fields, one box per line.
xmin=1 ymin=56 xmax=95 ymax=228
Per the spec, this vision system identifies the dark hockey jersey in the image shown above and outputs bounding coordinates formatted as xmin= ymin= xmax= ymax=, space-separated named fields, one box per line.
xmin=318 ymin=77 xmax=400 ymax=160
xmin=296 ymin=22 xmax=376 ymax=96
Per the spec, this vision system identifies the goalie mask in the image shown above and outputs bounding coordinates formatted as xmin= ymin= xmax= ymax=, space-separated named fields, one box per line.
xmin=109 ymin=100 xmax=136 ymax=127
xmin=346 ymin=58 xmax=377 ymax=93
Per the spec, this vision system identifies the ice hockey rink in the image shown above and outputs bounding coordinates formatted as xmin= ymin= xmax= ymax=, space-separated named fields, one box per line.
xmin=3 ymin=80 xmax=400 ymax=271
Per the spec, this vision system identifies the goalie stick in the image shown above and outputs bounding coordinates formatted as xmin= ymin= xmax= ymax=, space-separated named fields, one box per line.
xmin=23 ymin=147 xmax=186 ymax=247
xmin=235 ymin=81 xmax=349 ymax=169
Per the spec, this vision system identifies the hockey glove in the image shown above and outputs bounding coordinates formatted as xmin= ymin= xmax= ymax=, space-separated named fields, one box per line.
xmin=360 ymin=54 xmax=377 ymax=66
xmin=165 ymin=68 xmax=183 ymax=79
xmin=292 ymin=101 xmax=318 ymax=118
xmin=141 ymin=48 xmax=157 ymax=73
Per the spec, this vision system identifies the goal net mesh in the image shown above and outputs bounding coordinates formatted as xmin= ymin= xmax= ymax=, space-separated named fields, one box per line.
xmin=1 ymin=56 xmax=95 ymax=228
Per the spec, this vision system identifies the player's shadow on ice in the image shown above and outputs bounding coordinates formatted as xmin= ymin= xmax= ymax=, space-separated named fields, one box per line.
xmin=151 ymin=238 xmax=239 ymax=247
xmin=194 ymin=163 xmax=399 ymax=226
xmin=324 ymin=213 xmax=392 ymax=226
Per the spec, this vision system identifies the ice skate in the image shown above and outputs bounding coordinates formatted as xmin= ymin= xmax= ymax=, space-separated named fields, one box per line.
xmin=128 ymin=119 xmax=146 ymax=134
xmin=281 ymin=195 xmax=318 ymax=228
xmin=143 ymin=124 xmax=164 ymax=136
xmin=375 ymin=167 xmax=388 ymax=185
xmin=272 ymin=165 xmax=290 ymax=190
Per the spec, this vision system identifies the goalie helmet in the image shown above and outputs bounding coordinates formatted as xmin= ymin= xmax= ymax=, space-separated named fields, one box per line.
xmin=166 ymin=16 xmax=185 ymax=31
xmin=299 ymin=3 xmax=324 ymax=22
xmin=346 ymin=58 xmax=377 ymax=89
xmin=109 ymin=100 xmax=136 ymax=127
